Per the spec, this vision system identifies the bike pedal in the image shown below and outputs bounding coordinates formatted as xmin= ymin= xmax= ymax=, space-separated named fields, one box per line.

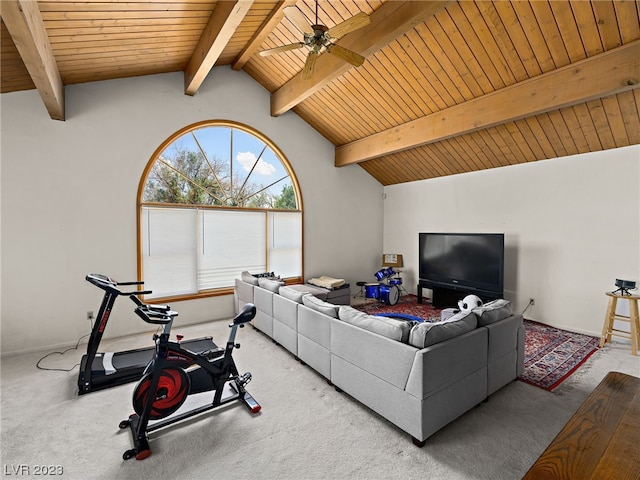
xmin=236 ymin=372 xmax=252 ymax=387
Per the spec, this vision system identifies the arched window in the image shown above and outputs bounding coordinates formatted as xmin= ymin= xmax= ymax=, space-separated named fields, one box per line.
xmin=138 ymin=120 xmax=303 ymax=300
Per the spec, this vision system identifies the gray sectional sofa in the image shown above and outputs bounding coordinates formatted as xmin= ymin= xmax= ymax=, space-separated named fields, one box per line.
xmin=234 ymin=274 xmax=525 ymax=446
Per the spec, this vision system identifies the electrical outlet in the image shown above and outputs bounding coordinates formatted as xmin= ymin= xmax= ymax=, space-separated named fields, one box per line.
xmin=87 ymin=311 xmax=94 ymax=321
xmin=529 ymin=298 xmax=535 ymax=306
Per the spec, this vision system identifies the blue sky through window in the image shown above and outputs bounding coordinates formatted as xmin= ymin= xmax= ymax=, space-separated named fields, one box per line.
xmin=155 ymin=124 xmax=293 ymax=207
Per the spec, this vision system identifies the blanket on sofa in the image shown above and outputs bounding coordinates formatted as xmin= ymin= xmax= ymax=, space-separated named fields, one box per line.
xmin=308 ymin=275 xmax=346 ymax=289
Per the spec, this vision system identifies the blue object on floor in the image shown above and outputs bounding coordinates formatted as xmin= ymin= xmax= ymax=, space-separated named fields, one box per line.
xmin=374 ymin=313 xmax=424 ymax=323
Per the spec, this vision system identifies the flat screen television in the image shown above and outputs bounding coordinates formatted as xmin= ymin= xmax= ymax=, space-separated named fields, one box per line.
xmin=418 ymin=232 xmax=504 ymax=300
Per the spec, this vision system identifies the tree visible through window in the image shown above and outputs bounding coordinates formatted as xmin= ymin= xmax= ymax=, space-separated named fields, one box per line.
xmin=138 ymin=121 xmax=302 ymax=300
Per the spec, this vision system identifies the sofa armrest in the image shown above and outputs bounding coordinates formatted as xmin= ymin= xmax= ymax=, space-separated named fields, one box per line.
xmin=405 ymin=327 xmax=488 ymax=399
xmin=235 ymin=279 xmax=254 ymax=305
xmin=485 ymin=314 xmax=524 ymax=362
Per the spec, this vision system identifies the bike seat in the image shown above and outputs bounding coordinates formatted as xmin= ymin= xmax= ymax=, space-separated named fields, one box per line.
xmin=202 ymin=348 xmax=225 ymax=361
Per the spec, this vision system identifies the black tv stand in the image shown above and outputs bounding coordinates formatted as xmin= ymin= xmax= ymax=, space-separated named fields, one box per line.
xmin=417 ymin=284 xmax=464 ymax=309
xmin=417 ymin=281 xmax=502 ymax=309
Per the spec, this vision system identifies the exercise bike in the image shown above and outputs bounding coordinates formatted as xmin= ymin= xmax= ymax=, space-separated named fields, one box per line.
xmin=79 ymin=274 xmax=216 ymax=395
xmin=119 ymin=298 xmax=261 ymax=460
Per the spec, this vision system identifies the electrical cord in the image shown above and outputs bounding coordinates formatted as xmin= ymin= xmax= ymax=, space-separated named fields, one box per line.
xmin=521 ymin=298 xmax=534 ymax=316
xmin=36 ymin=333 xmax=90 ymax=372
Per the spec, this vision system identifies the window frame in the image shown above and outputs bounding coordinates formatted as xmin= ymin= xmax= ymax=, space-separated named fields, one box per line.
xmin=137 ymin=120 xmax=304 ymax=302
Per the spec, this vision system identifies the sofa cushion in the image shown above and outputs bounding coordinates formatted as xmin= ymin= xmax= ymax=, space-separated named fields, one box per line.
xmin=473 ymin=299 xmax=513 ymax=326
xmin=278 ymin=285 xmax=307 ymax=303
xmin=241 ymin=271 xmax=259 ymax=286
xmin=282 ymin=283 xmax=329 ymax=301
xmin=409 ymin=311 xmax=478 ymax=348
xmin=302 ymin=294 xmax=339 ymax=318
xmin=258 ymin=277 xmax=284 ymax=293
xmin=338 ymin=306 xmax=412 ymax=343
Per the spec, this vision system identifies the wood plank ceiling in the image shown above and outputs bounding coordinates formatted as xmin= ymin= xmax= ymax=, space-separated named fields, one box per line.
xmin=2 ymin=0 xmax=639 ymax=185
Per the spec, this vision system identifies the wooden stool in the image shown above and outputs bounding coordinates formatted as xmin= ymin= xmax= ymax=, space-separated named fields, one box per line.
xmin=600 ymin=292 xmax=640 ymax=355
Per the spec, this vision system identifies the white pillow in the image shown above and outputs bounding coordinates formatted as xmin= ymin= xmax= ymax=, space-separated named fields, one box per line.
xmin=338 ymin=306 xmax=411 ymax=343
xmin=302 ymin=294 xmax=339 ymax=318
xmin=473 ymin=299 xmax=512 ymax=326
xmin=258 ymin=277 xmax=284 ymax=293
xmin=409 ymin=312 xmax=478 ymax=348
xmin=241 ymin=271 xmax=259 ymax=286
xmin=279 ymin=285 xmax=306 ymax=303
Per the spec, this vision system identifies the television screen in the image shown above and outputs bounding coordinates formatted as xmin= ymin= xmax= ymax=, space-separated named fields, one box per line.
xmin=419 ymin=233 xmax=504 ymax=296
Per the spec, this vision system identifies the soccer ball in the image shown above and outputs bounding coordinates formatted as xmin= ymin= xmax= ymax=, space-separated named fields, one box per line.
xmin=458 ymin=294 xmax=483 ymax=311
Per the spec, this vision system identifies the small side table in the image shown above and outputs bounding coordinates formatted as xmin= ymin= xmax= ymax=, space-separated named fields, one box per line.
xmin=600 ymin=292 xmax=640 ymax=355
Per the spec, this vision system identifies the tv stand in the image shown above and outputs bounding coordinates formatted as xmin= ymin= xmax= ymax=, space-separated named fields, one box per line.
xmin=417 ymin=281 xmax=502 ymax=309
xmin=417 ymin=284 xmax=466 ymax=309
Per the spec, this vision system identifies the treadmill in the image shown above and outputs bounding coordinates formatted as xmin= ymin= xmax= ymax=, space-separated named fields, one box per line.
xmin=78 ymin=274 xmax=217 ymax=395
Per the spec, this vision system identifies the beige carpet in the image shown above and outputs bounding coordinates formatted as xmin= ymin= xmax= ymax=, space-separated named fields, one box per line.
xmin=1 ymin=318 xmax=639 ymax=480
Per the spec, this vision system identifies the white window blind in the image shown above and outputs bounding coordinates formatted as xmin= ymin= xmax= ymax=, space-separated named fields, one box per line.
xmin=142 ymin=208 xmax=302 ymax=297
xmin=199 ymin=209 xmax=266 ymax=290
xmin=267 ymin=211 xmax=302 ymax=278
xmin=142 ymin=207 xmax=197 ymax=298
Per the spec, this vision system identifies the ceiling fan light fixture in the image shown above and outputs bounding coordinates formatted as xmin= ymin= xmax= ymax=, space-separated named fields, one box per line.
xmin=259 ymin=1 xmax=370 ymax=80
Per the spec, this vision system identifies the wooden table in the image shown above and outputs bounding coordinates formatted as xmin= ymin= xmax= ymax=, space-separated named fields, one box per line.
xmin=522 ymin=371 xmax=640 ymax=480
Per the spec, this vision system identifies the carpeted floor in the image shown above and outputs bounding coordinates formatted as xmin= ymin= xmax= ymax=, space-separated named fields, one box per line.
xmin=355 ymin=295 xmax=600 ymax=391
xmin=1 ymin=314 xmax=639 ymax=479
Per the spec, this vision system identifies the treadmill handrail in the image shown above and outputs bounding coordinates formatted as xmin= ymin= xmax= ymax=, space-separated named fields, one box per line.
xmin=86 ymin=273 xmax=151 ymax=296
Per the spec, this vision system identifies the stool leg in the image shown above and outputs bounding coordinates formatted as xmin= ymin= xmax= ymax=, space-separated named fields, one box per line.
xmin=629 ymin=299 xmax=639 ymax=356
xmin=600 ymin=296 xmax=617 ymax=348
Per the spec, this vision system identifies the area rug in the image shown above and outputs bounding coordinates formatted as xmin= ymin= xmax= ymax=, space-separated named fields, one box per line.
xmin=355 ymin=295 xmax=600 ymax=392
xmin=355 ymin=294 xmax=443 ymax=321
xmin=519 ymin=320 xmax=600 ymax=391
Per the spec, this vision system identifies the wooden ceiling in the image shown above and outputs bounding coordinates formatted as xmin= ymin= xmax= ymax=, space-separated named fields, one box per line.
xmin=2 ymin=0 xmax=639 ymax=185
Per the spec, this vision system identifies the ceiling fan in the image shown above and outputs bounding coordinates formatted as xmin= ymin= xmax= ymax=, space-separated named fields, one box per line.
xmin=259 ymin=1 xmax=370 ymax=80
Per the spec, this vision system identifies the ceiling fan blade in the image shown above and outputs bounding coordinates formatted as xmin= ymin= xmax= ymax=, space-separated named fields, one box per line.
xmin=327 ymin=12 xmax=370 ymax=39
xmin=301 ymin=52 xmax=319 ymax=80
xmin=284 ymin=6 xmax=313 ymax=35
xmin=259 ymin=43 xmax=305 ymax=57
xmin=326 ymin=44 xmax=365 ymax=67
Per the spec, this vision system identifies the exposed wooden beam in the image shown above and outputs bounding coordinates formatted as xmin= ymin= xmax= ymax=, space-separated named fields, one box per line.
xmin=231 ymin=0 xmax=297 ymax=71
xmin=1 ymin=0 xmax=64 ymax=120
xmin=184 ymin=0 xmax=253 ymax=96
xmin=335 ymin=40 xmax=640 ymax=167
xmin=270 ymin=1 xmax=452 ymax=117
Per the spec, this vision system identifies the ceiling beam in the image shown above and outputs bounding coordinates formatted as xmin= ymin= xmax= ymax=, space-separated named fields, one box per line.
xmin=1 ymin=0 xmax=64 ymax=120
xmin=232 ymin=0 xmax=297 ymax=71
xmin=184 ymin=0 xmax=254 ymax=96
xmin=270 ymin=1 xmax=453 ymax=117
xmin=335 ymin=40 xmax=640 ymax=167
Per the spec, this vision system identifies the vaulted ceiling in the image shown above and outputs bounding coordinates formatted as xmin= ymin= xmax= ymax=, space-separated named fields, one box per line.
xmin=2 ymin=0 xmax=639 ymax=185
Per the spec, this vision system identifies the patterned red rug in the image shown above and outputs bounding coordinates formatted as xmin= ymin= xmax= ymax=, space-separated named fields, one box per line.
xmin=355 ymin=295 xmax=600 ymax=392
xmin=519 ymin=320 xmax=600 ymax=391
xmin=355 ymin=294 xmax=443 ymax=321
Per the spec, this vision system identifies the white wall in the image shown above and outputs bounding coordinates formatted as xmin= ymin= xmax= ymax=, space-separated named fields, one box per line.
xmin=383 ymin=146 xmax=640 ymax=336
xmin=1 ymin=67 xmax=383 ymax=355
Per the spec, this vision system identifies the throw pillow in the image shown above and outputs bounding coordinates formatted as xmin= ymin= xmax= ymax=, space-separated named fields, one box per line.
xmin=278 ymin=285 xmax=307 ymax=303
xmin=473 ymin=299 xmax=513 ymax=326
xmin=302 ymin=294 xmax=339 ymax=318
xmin=409 ymin=311 xmax=478 ymax=348
xmin=241 ymin=271 xmax=259 ymax=286
xmin=258 ymin=277 xmax=284 ymax=293
xmin=338 ymin=306 xmax=412 ymax=343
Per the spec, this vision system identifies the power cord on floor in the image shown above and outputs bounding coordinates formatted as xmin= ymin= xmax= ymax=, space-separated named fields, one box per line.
xmin=36 ymin=333 xmax=90 ymax=372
